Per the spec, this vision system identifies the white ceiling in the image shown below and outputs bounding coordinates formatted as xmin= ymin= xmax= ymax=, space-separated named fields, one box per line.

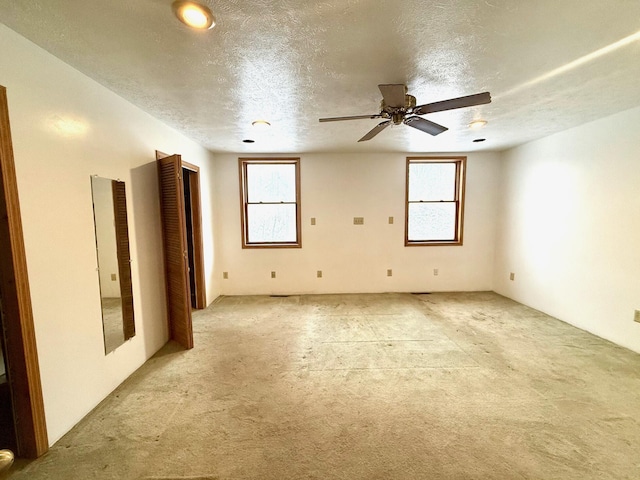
xmin=1 ymin=0 xmax=640 ymax=153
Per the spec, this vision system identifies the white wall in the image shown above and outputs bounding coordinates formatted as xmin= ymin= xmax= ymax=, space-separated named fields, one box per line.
xmin=0 ymin=24 xmax=219 ymax=444
xmin=215 ymin=152 xmax=500 ymax=295
xmin=494 ymin=105 xmax=640 ymax=353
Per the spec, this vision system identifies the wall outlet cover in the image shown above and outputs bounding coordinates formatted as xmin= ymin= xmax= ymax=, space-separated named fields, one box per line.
xmin=271 ymin=271 xmax=276 ymax=279
xmin=353 ymin=217 xmax=364 ymax=225
xmin=387 ymin=269 xmax=392 ymax=277
xmin=510 ymin=272 xmax=515 ymax=281
xmin=223 ymin=272 xmax=228 ymax=279
xmin=317 ymin=270 xmax=322 ymax=278
xmin=634 ymin=310 xmax=640 ymax=323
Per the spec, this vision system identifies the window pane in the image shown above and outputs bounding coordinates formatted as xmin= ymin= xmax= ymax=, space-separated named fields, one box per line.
xmin=247 ymin=163 xmax=296 ymax=203
xmin=408 ymin=163 xmax=456 ymax=201
xmin=247 ymin=204 xmax=297 ymax=243
xmin=408 ymin=202 xmax=456 ymax=241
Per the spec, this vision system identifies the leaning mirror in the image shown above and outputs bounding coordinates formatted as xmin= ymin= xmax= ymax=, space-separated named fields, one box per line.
xmin=91 ymin=176 xmax=135 ymax=354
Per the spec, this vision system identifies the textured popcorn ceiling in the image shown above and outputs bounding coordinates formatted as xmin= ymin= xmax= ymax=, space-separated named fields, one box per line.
xmin=1 ymin=0 xmax=640 ymax=153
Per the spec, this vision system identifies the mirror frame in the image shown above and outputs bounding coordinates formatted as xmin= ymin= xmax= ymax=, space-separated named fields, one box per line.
xmin=91 ymin=175 xmax=135 ymax=353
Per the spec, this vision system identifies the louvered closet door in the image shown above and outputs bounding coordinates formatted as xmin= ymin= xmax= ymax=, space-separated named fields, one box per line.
xmin=157 ymin=154 xmax=193 ymax=349
xmin=112 ymin=180 xmax=135 ymax=340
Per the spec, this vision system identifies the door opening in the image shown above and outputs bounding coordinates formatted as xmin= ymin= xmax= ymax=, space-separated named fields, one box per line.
xmin=182 ymin=169 xmax=197 ymax=308
xmin=156 ymin=152 xmax=206 ymax=349
xmin=0 ymin=298 xmax=17 ymax=451
xmin=181 ymin=163 xmax=205 ymax=310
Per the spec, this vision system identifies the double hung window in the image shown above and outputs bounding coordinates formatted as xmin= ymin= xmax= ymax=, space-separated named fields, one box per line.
xmin=405 ymin=157 xmax=466 ymax=246
xmin=239 ymin=158 xmax=301 ymax=248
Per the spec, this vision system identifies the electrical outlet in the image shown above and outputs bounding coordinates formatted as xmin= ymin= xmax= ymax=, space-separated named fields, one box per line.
xmin=433 ymin=268 xmax=438 ymax=276
xmin=317 ymin=270 xmax=322 ymax=278
xmin=388 ymin=216 xmax=394 ymax=224
xmin=223 ymin=272 xmax=228 ymax=279
xmin=353 ymin=217 xmax=364 ymax=225
xmin=387 ymin=269 xmax=393 ymax=277
xmin=271 ymin=271 xmax=276 ymax=279
xmin=509 ymin=272 xmax=515 ymax=281
xmin=634 ymin=310 xmax=640 ymax=323
xmin=111 ymin=273 xmax=117 ymax=281
xmin=310 ymin=217 xmax=316 ymax=225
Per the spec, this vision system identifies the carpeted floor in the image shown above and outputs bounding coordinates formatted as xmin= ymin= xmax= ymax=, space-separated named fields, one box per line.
xmin=8 ymin=292 xmax=640 ymax=479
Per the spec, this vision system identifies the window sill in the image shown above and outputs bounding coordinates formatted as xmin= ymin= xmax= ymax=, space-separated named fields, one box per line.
xmin=405 ymin=240 xmax=463 ymax=247
xmin=242 ymin=242 xmax=302 ymax=249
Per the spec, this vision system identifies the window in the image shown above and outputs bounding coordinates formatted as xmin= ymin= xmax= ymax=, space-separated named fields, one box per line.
xmin=405 ymin=156 xmax=466 ymax=246
xmin=239 ymin=158 xmax=301 ymax=248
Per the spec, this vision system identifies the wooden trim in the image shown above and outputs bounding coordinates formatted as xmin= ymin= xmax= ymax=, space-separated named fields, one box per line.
xmin=457 ymin=157 xmax=467 ymax=246
xmin=182 ymin=164 xmax=206 ymax=309
xmin=405 ymin=156 xmax=466 ymax=247
xmin=0 ymin=86 xmax=48 ymax=457
xmin=238 ymin=159 xmax=247 ymax=247
xmin=181 ymin=160 xmax=199 ymax=172
xmin=155 ymin=150 xmax=171 ymax=160
xmin=404 ymin=157 xmax=410 ymax=247
xmin=238 ymin=158 xmax=302 ymax=249
xmin=112 ymin=180 xmax=135 ymax=340
xmin=406 ymin=156 xmax=467 ymax=162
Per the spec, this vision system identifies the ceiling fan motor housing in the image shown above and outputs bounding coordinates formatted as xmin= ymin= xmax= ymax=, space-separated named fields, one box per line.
xmin=381 ymin=94 xmax=416 ymax=123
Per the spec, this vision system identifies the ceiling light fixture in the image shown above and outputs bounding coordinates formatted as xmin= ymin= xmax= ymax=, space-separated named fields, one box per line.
xmin=251 ymin=120 xmax=271 ymax=128
xmin=469 ymin=120 xmax=487 ymax=129
xmin=172 ymin=1 xmax=216 ymax=30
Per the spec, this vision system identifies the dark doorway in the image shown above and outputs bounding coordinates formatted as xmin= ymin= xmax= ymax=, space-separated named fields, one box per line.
xmin=0 ymin=303 xmax=17 ymax=451
xmin=156 ymin=153 xmax=206 ymax=350
xmin=182 ymin=169 xmax=197 ymax=309
xmin=180 ymin=162 xmax=206 ymax=310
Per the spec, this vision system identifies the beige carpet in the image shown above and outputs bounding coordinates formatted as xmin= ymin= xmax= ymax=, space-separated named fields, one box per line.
xmin=9 ymin=292 xmax=640 ymax=479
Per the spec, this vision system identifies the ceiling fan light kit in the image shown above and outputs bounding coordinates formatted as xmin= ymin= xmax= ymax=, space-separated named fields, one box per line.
xmin=319 ymin=84 xmax=491 ymax=142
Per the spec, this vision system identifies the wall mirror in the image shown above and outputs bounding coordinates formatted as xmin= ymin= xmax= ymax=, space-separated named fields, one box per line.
xmin=91 ymin=175 xmax=135 ymax=354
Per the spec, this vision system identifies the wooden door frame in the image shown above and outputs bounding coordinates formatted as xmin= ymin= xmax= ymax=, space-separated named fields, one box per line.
xmin=0 ymin=86 xmax=48 ymax=457
xmin=181 ymin=161 xmax=206 ymax=309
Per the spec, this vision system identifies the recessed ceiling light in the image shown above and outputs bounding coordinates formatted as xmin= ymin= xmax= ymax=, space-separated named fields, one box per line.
xmin=242 ymin=139 xmax=255 ymax=143
xmin=469 ymin=120 xmax=488 ymax=129
xmin=473 ymin=138 xmax=486 ymax=143
xmin=251 ymin=120 xmax=271 ymax=128
xmin=172 ymin=1 xmax=216 ymax=30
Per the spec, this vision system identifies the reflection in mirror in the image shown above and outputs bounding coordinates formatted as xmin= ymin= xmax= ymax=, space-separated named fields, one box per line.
xmin=91 ymin=176 xmax=135 ymax=354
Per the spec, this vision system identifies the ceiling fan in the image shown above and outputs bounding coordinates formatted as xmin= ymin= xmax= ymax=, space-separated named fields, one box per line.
xmin=319 ymin=84 xmax=491 ymax=142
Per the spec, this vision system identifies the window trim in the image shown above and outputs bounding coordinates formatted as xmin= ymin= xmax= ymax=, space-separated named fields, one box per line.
xmin=239 ymin=157 xmax=302 ymax=249
xmin=405 ymin=156 xmax=466 ymax=246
